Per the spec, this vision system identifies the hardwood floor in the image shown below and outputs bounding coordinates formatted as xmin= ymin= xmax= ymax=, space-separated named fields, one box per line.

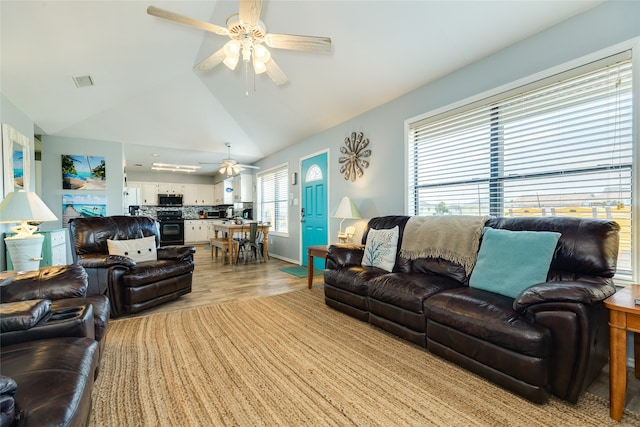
xmin=123 ymin=244 xmax=639 ymax=416
xmin=126 ymin=244 xmax=313 ymax=318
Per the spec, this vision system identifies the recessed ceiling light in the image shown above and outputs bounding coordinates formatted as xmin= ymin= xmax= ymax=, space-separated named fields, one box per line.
xmin=152 ymin=153 xmax=160 ymax=157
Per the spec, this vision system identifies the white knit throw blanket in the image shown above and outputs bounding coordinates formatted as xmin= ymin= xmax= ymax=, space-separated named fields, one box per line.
xmin=399 ymin=215 xmax=490 ymax=275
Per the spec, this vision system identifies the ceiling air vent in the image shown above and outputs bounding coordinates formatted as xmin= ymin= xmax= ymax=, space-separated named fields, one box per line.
xmin=72 ymin=75 xmax=94 ymax=88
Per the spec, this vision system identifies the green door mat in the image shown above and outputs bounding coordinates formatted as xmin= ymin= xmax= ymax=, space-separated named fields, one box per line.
xmin=279 ymin=266 xmax=323 ymax=278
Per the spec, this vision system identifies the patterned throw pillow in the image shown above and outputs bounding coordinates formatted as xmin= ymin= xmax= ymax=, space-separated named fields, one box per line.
xmin=107 ymin=236 xmax=157 ymax=263
xmin=361 ymin=226 xmax=399 ymax=272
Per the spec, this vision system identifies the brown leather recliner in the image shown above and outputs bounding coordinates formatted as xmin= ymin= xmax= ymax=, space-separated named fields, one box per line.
xmin=68 ymin=215 xmax=195 ymax=317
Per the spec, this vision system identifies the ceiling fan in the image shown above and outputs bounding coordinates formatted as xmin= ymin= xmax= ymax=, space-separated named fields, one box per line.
xmin=201 ymin=142 xmax=260 ymax=176
xmin=147 ymin=0 xmax=332 ymax=86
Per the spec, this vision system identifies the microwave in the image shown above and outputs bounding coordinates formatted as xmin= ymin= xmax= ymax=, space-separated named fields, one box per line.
xmin=157 ymin=194 xmax=183 ymax=207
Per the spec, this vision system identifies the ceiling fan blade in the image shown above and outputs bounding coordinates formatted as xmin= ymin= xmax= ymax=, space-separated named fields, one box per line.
xmin=265 ymin=58 xmax=288 ymax=86
xmin=239 ymin=0 xmax=262 ymax=28
xmin=147 ymin=6 xmax=229 ymax=36
xmin=264 ymin=33 xmax=332 ymax=53
xmin=194 ymin=47 xmax=226 ymax=71
xmin=236 ymin=164 xmax=260 ymax=169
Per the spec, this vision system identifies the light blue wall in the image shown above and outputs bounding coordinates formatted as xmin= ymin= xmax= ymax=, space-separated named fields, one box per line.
xmin=0 ymin=94 xmax=36 ymax=270
xmin=256 ymin=1 xmax=640 ymax=264
xmin=39 ymin=136 xmax=125 ymax=230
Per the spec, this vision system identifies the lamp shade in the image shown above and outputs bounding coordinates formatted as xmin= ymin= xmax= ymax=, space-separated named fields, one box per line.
xmin=333 ymin=196 xmax=361 ymax=219
xmin=0 ymin=191 xmax=58 ymax=237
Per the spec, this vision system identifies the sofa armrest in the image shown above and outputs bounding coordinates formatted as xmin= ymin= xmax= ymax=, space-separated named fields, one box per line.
xmin=0 ymin=300 xmax=51 ymax=332
xmin=76 ymin=254 xmax=136 ymax=269
xmin=326 ymin=244 xmax=365 ymax=269
xmin=513 ymin=280 xmax=616 ymax=312
xmin=157 ymin=245 xmax=196 ymax=261
xmin=0 ymin=265 xmax=88 ymax=302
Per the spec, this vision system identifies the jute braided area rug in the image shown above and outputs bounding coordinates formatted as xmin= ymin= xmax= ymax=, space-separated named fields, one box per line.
xmin=90 ymin=287 xmax=640 ymax=426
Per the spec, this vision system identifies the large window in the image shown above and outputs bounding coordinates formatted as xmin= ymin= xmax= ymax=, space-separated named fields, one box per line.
xmin=257 ymin=164 xmax=289 ymax=234
xmin=408 ymin=52 xmax=633 ymax=273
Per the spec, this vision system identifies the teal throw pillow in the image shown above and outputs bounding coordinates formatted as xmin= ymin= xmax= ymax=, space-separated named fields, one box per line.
xmin=362 ymin=226 xmax=399 ymax=272
xmin=469 ymin=227 xmax=561 ymax=299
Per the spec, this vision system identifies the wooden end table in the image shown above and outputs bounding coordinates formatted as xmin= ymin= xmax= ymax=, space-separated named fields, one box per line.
xmin=603 ymin=284 xmax=640 ymax=421
xmin=307 ymin=245 xmax=328 ymax=289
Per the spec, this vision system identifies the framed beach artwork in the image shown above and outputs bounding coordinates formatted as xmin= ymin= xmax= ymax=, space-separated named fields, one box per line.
xmin=62 ymin=193 xmax=107 ymax=227
xmin=62 ymin=155 xmax=106 ymax=190
xmin=2 ymin=123 xmax=30 ymax=195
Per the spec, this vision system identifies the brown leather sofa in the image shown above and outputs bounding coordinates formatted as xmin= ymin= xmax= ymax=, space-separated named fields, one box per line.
xmin=324 ymin=215 xmax=620 ymax=404
xmin=0 ymin=264 xmax=108 ymax=427
xmin=68 ymin=215 xmax=195 ymax=317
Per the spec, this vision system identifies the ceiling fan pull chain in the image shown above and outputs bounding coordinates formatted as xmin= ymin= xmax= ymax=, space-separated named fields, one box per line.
xmin=245 ymin=62 xmax=249 ymax=96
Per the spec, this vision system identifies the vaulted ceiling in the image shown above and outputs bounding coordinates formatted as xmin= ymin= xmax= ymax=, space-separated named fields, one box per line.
xmin=0 ymin=1 xmax=603 ymax=175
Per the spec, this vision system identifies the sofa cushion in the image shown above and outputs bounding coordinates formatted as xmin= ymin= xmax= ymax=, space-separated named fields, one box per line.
xmin=324 ymin=266 xmax=387 ymax=296
xmin=107 ymin=236 xmax=157 ymax=263
xmin=470 ymin=228 xmax=560 ymax=298
xmin=368 ymin=273 xmax=461 ymax=313
xmin=362 ymin=226 xmax=399 ymax=272
xmin=0 ymin=337 xmax=98 ymax=427
xmin=425 ymin=287 xmax=552 ymax=358
xmin=122 ymin=259 xmax=194 ymax=288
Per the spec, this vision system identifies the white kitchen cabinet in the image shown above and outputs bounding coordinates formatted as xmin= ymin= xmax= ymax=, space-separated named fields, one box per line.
xmin=233 ymin=174 xmax=253 ymax=202
xmin=126 ymin=180 xmax=142 ymax=190
xmin=198 ymin=185 xmax=215 ymax=205
xmin=217 ymin=178 xmax=234 ymax=204
xmin=157 ymin=183 xmax=184 ymax=195
xmin=214 ymin=182 xmax=224 ymax=204
xmin=183 ymin=184 xmax=214 ymax=206
xmin=140 ymin=183 xmax=158 ymax=205
xmin=183 ymin=184 xmax=199 ymax=206
xmin=184 ymin=220 xmax=210 ymax=244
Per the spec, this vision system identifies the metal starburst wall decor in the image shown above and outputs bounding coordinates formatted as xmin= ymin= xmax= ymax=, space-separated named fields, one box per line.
xmin=339 ymin=132 xmax=371 ymax=181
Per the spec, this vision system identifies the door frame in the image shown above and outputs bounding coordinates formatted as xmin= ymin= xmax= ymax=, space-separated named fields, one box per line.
xmin=299 ymin=148 xmax=330 ymax=264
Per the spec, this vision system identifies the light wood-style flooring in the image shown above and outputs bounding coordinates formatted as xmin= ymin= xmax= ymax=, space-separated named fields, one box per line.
xmin=127 ymin=244 xmax=312 ymax=318
xmin=125 ymin=244 xmax=639 ymax=416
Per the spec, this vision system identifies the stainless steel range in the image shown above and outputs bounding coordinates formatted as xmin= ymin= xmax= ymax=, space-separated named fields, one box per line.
xmin=157 ymin=210 xmax=184 ymax=246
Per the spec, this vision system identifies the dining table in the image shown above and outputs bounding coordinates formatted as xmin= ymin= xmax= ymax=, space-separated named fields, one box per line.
xmin=212 ymin=222 xmax=270 ymax=264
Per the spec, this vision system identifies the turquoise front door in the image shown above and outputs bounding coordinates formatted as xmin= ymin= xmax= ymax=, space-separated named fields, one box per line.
xmin=301 ymin=152 xmax=328 ymax=269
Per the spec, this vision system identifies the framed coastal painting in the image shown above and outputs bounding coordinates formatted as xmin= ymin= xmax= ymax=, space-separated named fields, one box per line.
xmin=62 ymin=193 xmax=107 ymax=227
xmin=2 ymin=123 xmax=30 ymax=195
xmin=62 ymin=155 xmax=106 ymax=190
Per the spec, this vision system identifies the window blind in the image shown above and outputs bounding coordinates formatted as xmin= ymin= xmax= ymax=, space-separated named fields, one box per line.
xmin=257 ymin=164 xmax=289 ymax=233
xmin=408 ymin=53 xmax=633 ymax=272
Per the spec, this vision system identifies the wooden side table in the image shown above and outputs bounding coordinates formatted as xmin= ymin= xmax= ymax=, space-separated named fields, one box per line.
xmin=307 ymin=245 xmax=328 ymax=289
xmin=604 ymin=284 xmax=640 ymax=421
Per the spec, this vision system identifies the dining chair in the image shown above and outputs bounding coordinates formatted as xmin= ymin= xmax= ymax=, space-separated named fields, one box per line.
xmin=237 ymin=222 xmax=262 ymax=263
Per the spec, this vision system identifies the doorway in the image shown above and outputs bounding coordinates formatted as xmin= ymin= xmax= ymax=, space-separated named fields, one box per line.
xmin=301 ymin=152 xmax=328 ymax=269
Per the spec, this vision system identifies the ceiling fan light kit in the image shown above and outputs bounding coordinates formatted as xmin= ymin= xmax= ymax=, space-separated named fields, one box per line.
xmin=200 ymin=142 xmax=260 ymax=176
xmin=147 ymin=0 xmax=332 ymax=87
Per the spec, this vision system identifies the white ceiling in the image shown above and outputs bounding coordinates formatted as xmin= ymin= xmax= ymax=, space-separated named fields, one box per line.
xmin=1 ymin=0 xmax=603 ymax=176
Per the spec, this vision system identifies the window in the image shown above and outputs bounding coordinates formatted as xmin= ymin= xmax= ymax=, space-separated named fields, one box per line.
xmin=408 ymin=52 xmax=633 ymax=273
xmin=257 ymin=164 xmax=289 ymax=234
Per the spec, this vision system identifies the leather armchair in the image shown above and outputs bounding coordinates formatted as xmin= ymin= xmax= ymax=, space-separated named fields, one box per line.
xmin=68 ymin=215 xmax=195 ymax=317
xmin=0 ymin=264 xmax=109 ymax=357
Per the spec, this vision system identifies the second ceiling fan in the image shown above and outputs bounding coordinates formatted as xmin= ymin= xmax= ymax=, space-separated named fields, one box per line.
xmin=201 ymin=142 xmax=260 ymax=176
xmin=147 ymin=0 xmax=332 ymax=86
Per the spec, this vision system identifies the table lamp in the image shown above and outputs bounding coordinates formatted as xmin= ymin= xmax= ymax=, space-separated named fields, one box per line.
xmin=333 ymin=196 xmax=361 ymax=243
xmin=0 ymin=190 xmax=58 ymax=272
